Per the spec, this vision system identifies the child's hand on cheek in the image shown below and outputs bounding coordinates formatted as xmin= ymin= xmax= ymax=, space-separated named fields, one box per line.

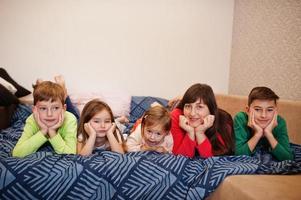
xmin=247 ymin=110 xmax=253 ymax=128
xmin=248 ymin=110 xmax=263 ymax=137
xmin=48 ymin=111 xmax=65 ymax=137
xmin=264 ymin=111 xmax=278 ymax=136
xmin=84 ymin=122 xmax=96 ymax=137
xmin=33 ymin=106 xmax=48 ymax=136
xmin=107 ymin=123 xmax=116 ymax=137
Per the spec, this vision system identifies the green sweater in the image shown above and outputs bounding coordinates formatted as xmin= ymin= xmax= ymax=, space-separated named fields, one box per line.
xmin=13 ymin=111 xmax=77 ymax=158
xmin=234 ymin=112 xmax=293 ymax=161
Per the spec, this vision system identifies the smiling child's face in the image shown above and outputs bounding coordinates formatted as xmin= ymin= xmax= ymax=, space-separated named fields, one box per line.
xmin=35 ymin=99 xmax=65 ymax=127
xmin=247 ymin=99 xmax=277 ymax=129
xmin=143 ymin=124 xmax=167 ymax=147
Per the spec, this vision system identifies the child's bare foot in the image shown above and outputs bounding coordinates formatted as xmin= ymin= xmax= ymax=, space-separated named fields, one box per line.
xmin=116 ymin=116 xmax=129 ymax=124
xmin=151 ymin=101 xmax=162 ymax=108
xmin=36 ymin=78 xmax=43 ymax=85
xmin=18 ymin=93 xmax=34 ymax=105
xmin=54 ymin=75 xmax=67 ymax=100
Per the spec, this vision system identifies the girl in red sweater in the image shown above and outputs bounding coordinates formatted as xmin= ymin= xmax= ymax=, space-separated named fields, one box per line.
xmin=171 ymin=83 xmax=234 ymax=158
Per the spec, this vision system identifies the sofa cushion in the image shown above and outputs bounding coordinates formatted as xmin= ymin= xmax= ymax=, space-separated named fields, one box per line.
xmin=207 ymin=175 xmax=301 ymax=200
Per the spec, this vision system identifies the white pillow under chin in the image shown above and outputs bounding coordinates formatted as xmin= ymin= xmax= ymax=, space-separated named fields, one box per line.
xmin=0 ymin=77 xmax=17 ymax=94
xmin=69 ymin=91 xmax=131 ymax=117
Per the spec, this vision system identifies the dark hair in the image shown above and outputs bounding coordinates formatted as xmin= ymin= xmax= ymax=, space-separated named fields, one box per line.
xmin=248 ymin=86 xmax=279 ymax=106
xmin=78 ymin=99 xmax=124 ymax=143
xmin=177 ymin=83 xmax=234 ymax=155
xmin=141 ymin=105 xmax=171 ymax=137
xmin=33 ymin=81 xmax=65 ymax=105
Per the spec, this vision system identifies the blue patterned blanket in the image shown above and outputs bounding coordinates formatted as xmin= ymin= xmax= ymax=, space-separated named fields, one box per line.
xmin=1 ymin=103 xmax=301 ymax=200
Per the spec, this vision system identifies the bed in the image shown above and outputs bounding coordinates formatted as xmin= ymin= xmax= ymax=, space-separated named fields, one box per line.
xmin=1 ymin=96 xmax=301 ymax=200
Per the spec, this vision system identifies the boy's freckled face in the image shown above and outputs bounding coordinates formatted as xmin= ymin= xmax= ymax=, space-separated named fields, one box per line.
xmin=35 ymin=99 xmax=65 ymax=127
xmin=247 ymin=99 xmax=277 ymax=129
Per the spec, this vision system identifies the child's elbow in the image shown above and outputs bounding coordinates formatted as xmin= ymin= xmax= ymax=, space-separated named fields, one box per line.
xmin=12 ymin=149 xmax=18 ymax=157
xmin=117 ymin=149 xmax=125 ymax=154
xmin=284 ymin=152 xmax=294 ymax=161
xmin=57 ymin=146 xmax=77 ymax=155
xmin=12 ymin=148 xmax=25 ymax=158
xmin=113 ymin=146 xmax=125 ymax=154
xmin=78 ymin=151 xmax=91 ymax=156
xmin=235 ymin=147 xmax=251 ymax=156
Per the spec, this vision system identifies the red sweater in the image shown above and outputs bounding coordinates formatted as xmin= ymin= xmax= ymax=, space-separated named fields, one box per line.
xmin=171 ymin=108 xmax=225 ymax=158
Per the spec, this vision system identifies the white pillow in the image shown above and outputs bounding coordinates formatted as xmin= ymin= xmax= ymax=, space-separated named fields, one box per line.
xmin=69 ymin=91 xmax=131 ymax=117
xmin=0 ymin=77 xmax=17 ymax=94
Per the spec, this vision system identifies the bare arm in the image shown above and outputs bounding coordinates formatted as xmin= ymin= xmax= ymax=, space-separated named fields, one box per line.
xmin=107 ymin=123 xmax=124 ymax=154
xmin=77 ymin=123 xmax=97 ymax=156
xmin=247 ymin=111 xmax=263 ymax=152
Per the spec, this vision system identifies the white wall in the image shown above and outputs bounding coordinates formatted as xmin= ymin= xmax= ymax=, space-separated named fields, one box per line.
xmin=0 ymin=0 xmax=234 ymax=99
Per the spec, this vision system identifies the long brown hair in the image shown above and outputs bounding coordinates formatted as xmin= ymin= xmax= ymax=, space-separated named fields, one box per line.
xmin=177 ymin=83 xmax=234 ymax=155
xmin=77 ymin=99 xmax=124 ymax=143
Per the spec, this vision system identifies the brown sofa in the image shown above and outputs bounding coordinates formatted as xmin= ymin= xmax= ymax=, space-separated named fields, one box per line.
xmin=207 ymin=94 xmax=301 ymax=200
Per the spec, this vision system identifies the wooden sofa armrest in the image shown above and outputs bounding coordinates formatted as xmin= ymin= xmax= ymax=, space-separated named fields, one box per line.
xmin=207 ymin=175 xmax=301 ymax=200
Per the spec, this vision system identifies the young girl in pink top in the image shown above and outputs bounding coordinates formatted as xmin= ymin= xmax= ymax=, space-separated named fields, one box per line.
xmin=171 ymin=83 xmax=234 ymax=158
xmin=126 ymin=105 xmax=173 ymax=153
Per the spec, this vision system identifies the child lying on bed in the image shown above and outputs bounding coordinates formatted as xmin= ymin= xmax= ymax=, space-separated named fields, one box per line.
xmin=125 ymin=105 xmax=173 ymax=153
xmin=77 ymin=99 xmax=124 ymax=155
xmin=234 ymin=86 xmax=293 ymax=161
xmin=12 ymin=81 xmax=78 ymax=157
xmin=0 ymin=68 xmax=79 ymax=121
xmin=36 ymin=75 xmax=80 ymax=121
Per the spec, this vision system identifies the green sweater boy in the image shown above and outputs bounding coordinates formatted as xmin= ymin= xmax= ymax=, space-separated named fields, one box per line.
xmin=234 ymin=87 xmax=293 ymax=161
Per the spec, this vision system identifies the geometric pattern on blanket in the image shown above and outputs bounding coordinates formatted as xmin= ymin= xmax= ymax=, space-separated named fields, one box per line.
xmin=1 ymin=148 xmax=301 ymax=200
xmin=1 ymin=104 xmax=301 ymax=200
